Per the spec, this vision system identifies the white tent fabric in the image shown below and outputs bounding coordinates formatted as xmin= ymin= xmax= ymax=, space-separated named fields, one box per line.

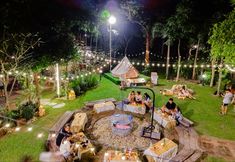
xmin=111 ymin=56 xmax=139 ymax=79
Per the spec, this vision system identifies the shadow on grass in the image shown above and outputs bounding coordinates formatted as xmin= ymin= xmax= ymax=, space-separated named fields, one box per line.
xmin=156 ymin=83 xmax=166 ymax=87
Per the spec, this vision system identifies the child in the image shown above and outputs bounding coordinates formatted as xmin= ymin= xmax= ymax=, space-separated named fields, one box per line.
xmin=173 ymin=107 xmax=183 ymax=125
xmin=221 ymin=89 xmax=234 ymax=115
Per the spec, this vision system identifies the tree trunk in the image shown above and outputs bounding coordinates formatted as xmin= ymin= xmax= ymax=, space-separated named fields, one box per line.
xmin=176 ymin=39 xmax=181 ymax=82
xmin=90 ymin=35 xmax=93 ymax=48
xmin=33 ymin=72 xmax=40 ymax=105
xmin=145 ymin=31 xmax=150 ymax=64
xmin=166 ymin=41 xmax=171 ymax=80
xmin=217 ymin=68 xmax=223 ymax=96
xmin=210 ymin=59 xmax=216 ymax=87
xmin=161 ymin=40 xmax=164 ymax=56
xmin=95 ymin=33 xmax=98 ymax=53
xmin=188 ymin=48 xmax=192 ymax=61
xmin=192 ymin=38 xmax=200 ymax=80
xmin=3 ymin=75 xmax=9 ymax=110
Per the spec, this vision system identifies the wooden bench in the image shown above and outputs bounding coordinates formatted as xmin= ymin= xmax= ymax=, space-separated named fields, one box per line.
xmin=179 ymin=117 xmax=194 ymax=127
xmin=170 ymin=148 xmax=195 ymax=162
xmin=184 ymin=150 xmax=203 ymax=162
xmin=84 ymin=98 xmax=116 ymax=108
xmin=49 ymin=111 xmax=74 ymax=133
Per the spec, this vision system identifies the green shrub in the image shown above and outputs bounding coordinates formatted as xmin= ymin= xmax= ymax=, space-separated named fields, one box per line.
xmin=5 ymin=110 xmax=20 ymax=120
xmin=18 ymin=101 xmax=38 ymax=121
xmin=103 ymin=73 xmax=120 ymax=85
xmin=142 ymin=66 xmax=151 ymax=76
xmin=69 ymin=74 xmax=98 ymax=96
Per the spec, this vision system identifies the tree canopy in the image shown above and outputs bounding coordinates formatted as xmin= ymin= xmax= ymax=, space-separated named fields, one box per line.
xmin=208 ymin=9 xmax=235 ymax=65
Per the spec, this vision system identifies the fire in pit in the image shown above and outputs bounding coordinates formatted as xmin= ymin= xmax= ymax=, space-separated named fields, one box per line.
xmin=111 ymin=114 xmax=133 ymax=136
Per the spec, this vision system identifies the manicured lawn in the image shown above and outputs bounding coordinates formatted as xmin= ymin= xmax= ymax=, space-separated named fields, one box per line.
xmin=0 ymin=77 xmax=234 ymax=161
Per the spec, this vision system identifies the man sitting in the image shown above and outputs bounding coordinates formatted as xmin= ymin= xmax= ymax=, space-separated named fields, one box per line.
xmin=161 ymin=98 xmax=177 ymax=115
xmin=56 ymin=124 xmax=72 ymax=147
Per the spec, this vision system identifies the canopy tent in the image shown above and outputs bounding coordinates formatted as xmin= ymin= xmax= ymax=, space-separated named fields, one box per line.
xmin=111 ymin=56 xmax=139 ymax=79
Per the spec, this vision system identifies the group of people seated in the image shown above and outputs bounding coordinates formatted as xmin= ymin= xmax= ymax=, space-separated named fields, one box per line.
xmin=127 ymin=91 xmax=152 ymax=112
xmin=55 ymin=124 xmax=91 ymax=161
xmin=160 ymin=84 xmax=195 ymax=99
xmin=161 ymin=98 xmax=183 ymax=125
xmin=55 ymin=124 xmax=74 ymax=160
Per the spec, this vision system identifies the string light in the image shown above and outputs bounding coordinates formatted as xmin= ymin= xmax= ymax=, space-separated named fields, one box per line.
xmin=75 ymin=144 xmax=80 ymax=148
xmin=5 ymin=123 xmax=10 ymax=128
xmin=37 ymin=133 xmax=43 ymax=138
xmin=27 ymin=127 xmax=33 ymax=132
xmin=15 ymin=127 xmax=21 ymax=131
xmin=225 ymin=64 xmax=235 ymax=72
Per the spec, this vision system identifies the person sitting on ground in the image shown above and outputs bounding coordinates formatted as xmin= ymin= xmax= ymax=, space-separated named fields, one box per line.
xmin=135 ymin=91 xmax=142 ymax=104
xmin=172 ymin=107 xmax=183 ymax=125
xmin=56 ymin=124 xmax=72 ymax=147
xmin=161 ymin=98 xmax=177 ymax=115
xmin=220 ymin=89 xmax=234 ymax=115
xmin=143 ymin=93 xmax=152 ymax=113
xmin=128 ymin=91 xmax=136 ymax=104
xmin=178 ymin=86 xmax=195 ymax=99
xmin=59 ymin=137 xmax=73 ymax=160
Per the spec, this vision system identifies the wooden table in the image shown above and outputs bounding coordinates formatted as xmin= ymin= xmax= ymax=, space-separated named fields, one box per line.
xmin=70 ymin=113 xmax=88 ymax=133
xmin=123 ymin=104 xmax=146 ymax=115
xmin=144 ymin=138 xmax=178 ymax=162
xmin=71 ymin=132 xmax=94 ymax=160
xmin=94 ymin=101 xmax=115 ymax=113
xmin=103 ymin=150 xmax=140 ymax=162
xmin=153 ymin=110 xmax=176 ymax=129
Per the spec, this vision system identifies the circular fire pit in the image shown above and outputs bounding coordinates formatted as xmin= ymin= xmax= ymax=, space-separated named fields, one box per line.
xmin=111 ymin=114 xmax=133 ymax=136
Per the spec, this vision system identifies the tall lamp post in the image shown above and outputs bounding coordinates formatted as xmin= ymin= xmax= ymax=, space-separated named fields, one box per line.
xmin=108 ymin=15 xmax=116 ymax=71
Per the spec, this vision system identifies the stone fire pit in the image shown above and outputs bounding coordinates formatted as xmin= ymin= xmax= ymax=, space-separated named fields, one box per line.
xmin=111 ymin=114 xmax=133 ymax=136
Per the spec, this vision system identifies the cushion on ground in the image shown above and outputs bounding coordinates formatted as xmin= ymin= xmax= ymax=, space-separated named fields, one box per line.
xmin=70 ymin=113 xmax=88 ymax=133
xmin=94 ymin=101 xmax=115 ymax=113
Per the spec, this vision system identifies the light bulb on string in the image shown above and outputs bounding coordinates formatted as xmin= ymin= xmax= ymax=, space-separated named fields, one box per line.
xmin=37 ymin=133 xmax=43 ymax=138
xmin=5 ymin=123 xmax=10 ymax=128
xmin=15 ymin=127 xmax=21 ymax=131
xmin=27 ymin=127 xmax=33 ymax=131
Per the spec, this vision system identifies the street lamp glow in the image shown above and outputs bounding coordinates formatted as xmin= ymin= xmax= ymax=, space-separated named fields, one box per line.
xmin=108 ymin=15 xmax=117 ymax=71
xmin=108 ymin=15 xmax=116 ymax=24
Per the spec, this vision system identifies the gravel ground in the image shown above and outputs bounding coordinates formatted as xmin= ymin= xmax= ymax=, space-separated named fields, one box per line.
xmin=92 ymin=115 xmax=158 ymax=150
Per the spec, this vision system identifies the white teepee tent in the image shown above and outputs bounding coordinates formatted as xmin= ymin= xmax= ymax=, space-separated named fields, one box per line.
xmin=111 ymin=56 xmax=139 ymax=79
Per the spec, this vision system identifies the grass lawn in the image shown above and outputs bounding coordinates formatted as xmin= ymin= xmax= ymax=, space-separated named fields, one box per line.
xmin=0 ymin=77 xmax=234 ymax=161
